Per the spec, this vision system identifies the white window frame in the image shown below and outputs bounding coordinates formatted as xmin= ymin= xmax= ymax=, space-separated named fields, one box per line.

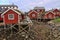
xmin=32 ymin=14 xmax=36 ymax=17
xmin=8 ymin=14 xmax=14 ymax=20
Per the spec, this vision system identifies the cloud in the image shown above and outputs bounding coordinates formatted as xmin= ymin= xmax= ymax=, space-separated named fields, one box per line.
xmin=29 ymin=2 xmax=44 ymax=7
xmin=9 ymin=0 xmax=20 ymax=2
xmin=0 ymin=0 xmax=10 ymax=4
xmin=0 ymin=0 xmax=60 ymax=12
xmin=14 ymin=0 xmax=60 ymax=12
xmin=28 ymin=0 xmax=53 ymax=7
xmin=19 ymin=0 xmax=60 ymax=12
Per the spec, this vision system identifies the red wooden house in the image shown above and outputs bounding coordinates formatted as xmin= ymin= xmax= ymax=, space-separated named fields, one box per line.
xmin=44 ymin=12 xmax=55 ymax=19
xmin=53 ymin=9 xmax=60 ymax=12
xmin=28 ymin=10 xmax=38 ymax=19
xmin=53 ymin=9 xmax=60 ymax=16
xmin=1 ymin=8 xmax=21 ymax=24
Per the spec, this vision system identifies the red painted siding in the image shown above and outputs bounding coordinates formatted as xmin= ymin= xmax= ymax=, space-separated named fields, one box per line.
xmin=28 ymin=11 xmax=38 ymax=19
xmin=4 ymin=10 xmax=19 ymax=24
xmin=0 ymin=14 xmax=3 ymax=21
xmin=53 ymin=9 xmax=60 ymax=16
xmin=44 ymin=12 xmax=55 ymax=19
xmin=58 ymin=12 xmax=60 ymax=16
xmin=53 ymin=9 xmax=60 ymax=12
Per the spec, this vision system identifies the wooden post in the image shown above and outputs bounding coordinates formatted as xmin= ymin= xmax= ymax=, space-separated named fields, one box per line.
xmin=11 ymin=24 xmax=13 ymax=35
xmin=18 ymin=15 xmax=21 ymax=32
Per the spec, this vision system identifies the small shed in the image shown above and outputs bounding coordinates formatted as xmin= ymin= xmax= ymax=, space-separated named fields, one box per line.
xmin=44 ymin=12 xmax=55 ymax=19
xmin=1 ymin=8 xmax=22 ymax=24
xmin=28 ymin=10 xmax=38 ymax=19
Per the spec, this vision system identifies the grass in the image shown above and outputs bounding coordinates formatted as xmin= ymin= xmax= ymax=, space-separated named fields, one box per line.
xmin=52 ymin=18 xmax=60 ymax=23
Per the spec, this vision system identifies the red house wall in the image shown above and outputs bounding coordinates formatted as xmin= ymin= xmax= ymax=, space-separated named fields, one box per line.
xmin=4 ymin=10 xmax=19 ymax=24
xmin=53 ymin=9 xmax=60 ymax=12
xmin=0 ymin=14 xmax=3 ymax=21
xmin=57 ymin=12 xmax=60 ymax=16
xmin=53 ymin=9 xmax=60 ymax=16
xmin=28 ymin=11 xmax=38 ymax=19
xmin=44 ymin=12 xmax=55 ymax=19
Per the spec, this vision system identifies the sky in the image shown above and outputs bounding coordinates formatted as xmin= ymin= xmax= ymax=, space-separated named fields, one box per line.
xmin=0 ymin=0 xmax=60 ymax=12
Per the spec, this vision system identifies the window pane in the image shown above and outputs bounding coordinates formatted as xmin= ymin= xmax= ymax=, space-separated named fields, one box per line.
xmin=8 ymin=14 xmax=14 ymax=20
xmin=32 ymin=14 xmax=35 ymax=17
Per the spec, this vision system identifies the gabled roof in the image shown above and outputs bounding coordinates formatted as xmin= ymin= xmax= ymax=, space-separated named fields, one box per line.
xmin=47 ymin=9 xmax=60 ymax=12
xmin=28 ymin=10 xmax=39 ymax=15
xmin=45 ymin=11 xmax=55 ymax=15
xmin=1 ymin=8 xmax=22 ymax=16
xmin=53 ymin=9 xmax=60 ymax=12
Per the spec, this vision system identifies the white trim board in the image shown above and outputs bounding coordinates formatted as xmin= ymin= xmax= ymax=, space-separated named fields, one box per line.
xmin=45 ymin=11 xmax=55 ymax=15
xmin=28 ymin=10 xmax=39 ymax=15
xmin=1 ymin=8 xmax=22 ymax=17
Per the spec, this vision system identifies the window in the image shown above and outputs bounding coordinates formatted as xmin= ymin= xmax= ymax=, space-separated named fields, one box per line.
xmin=8 ymin=14 xmax=14 ymax=20
xmin=32 ymin=14 xmax=36 ymax=17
